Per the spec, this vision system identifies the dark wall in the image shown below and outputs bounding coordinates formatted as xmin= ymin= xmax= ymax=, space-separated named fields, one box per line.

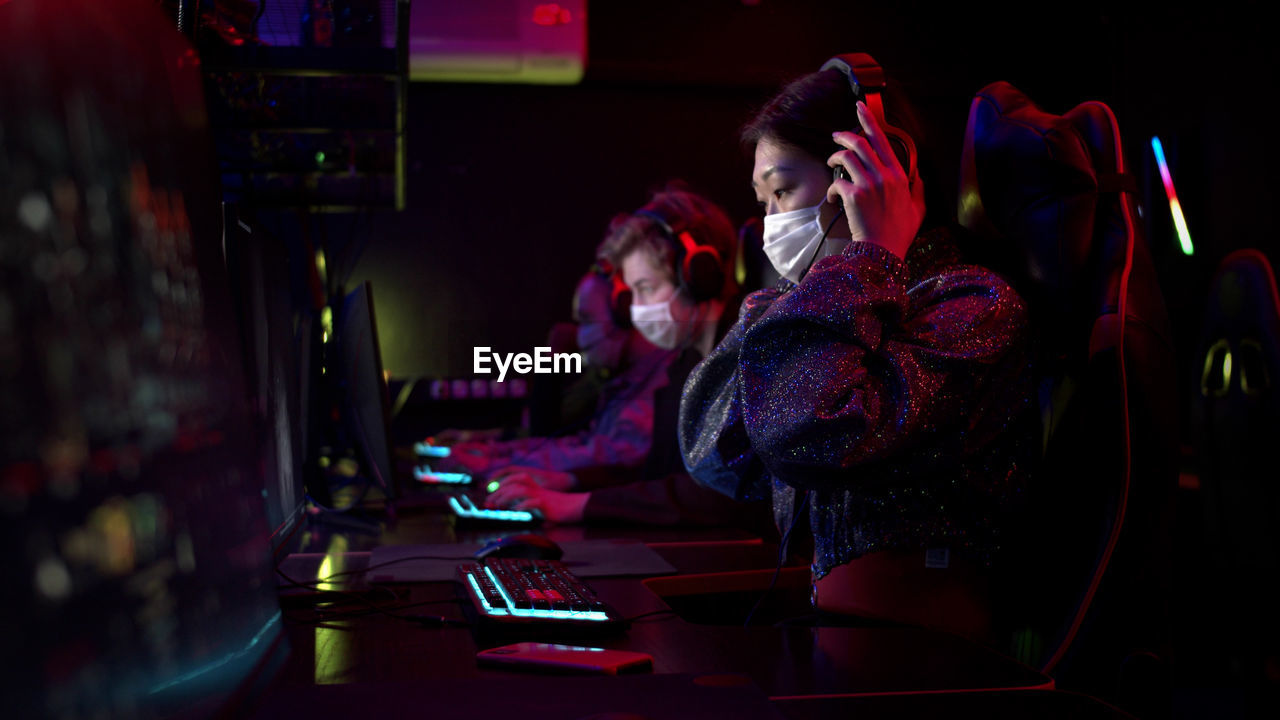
xmin=318 ymin=0 xmax=1274 ymax=429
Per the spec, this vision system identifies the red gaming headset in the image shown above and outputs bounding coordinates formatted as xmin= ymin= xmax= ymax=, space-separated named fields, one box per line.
xmin=820 ymin=53 xmax=918 ymax=181
xmin=632 ymin=205 xmax=726 ymax=303
xmin=591 ymin=258 xmax=633 ymax=330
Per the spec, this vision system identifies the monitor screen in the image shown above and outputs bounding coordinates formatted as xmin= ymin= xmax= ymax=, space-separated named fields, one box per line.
xmin=335 ymin=281 xmax=396 ymax=501
xmin=1 ymin=1 xmax=286 ymax=716
xmin=221 ymin=203 xmax=312 ymax=544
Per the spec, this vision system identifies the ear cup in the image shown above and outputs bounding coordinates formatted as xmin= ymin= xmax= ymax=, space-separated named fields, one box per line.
xmin=633 ymin=207 xmax=726 ymax=303
xmin=677 ymin=231 xmax=726 ymax=302
xmin=609 ymin=272 xmax=633 ymax=329
xmin=592 ymin=260 xmax=633 ymax=329
xmin=884 ymin=126 xmax=918 ymax=180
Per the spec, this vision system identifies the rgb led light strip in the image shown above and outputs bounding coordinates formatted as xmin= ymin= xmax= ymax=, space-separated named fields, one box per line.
xmin=1151 ymin=136 xmax=1194 ymax=256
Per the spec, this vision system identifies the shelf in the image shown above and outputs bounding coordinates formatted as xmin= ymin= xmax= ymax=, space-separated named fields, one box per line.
xmin=196 ymin=1 xmax=409 ymax=213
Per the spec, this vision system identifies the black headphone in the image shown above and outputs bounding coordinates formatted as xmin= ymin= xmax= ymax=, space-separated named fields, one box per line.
xmin=590 ymin=259 xmax=633 ymax=330
xmin=820 ymin=53 xmax=918 ymax=181
xmin=633 ymin=205 xmax=726 ymax=303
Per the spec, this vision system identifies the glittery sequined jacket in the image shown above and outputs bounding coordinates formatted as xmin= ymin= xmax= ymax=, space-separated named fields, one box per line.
xmin=679 ymin=227 xmax=1037 ymax=579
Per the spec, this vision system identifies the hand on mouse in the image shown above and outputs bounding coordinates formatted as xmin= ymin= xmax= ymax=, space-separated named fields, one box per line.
xmin=485 ymin=475 xmax=588 ymax=524
xmin=487 ymin=465 xmax=576 ymax=491
xmin=827 ymin=101 xmax=925 ymax=260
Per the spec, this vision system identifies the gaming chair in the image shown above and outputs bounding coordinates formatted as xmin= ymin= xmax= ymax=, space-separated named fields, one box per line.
xmin=1191 ymin=249 xmax=1280 ymax=682
xmin=957 ymin=81 xmax=1180 ymax=713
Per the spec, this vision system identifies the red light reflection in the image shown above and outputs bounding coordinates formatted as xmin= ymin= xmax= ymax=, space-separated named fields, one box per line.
xmin=533 ymin=3 xmax=573 ymax=26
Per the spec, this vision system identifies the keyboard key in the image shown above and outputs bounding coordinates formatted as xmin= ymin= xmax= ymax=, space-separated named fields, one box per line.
xmin=455 ymin=559 xmax=624 ymax=632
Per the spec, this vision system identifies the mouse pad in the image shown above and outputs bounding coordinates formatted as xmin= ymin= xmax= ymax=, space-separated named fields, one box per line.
xmin=365 ymin=539 xmax=677 ymax=583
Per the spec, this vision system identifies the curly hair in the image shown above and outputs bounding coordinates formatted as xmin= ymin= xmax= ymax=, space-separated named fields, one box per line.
xmin=597 ymin=183 xmax=738 ymax=301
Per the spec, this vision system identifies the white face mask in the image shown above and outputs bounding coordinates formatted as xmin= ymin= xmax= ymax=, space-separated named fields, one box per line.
xmin=629 ymin=298 xmax=681 ymax=350
xmin=762 ymin=203 xmax=826 ymax=284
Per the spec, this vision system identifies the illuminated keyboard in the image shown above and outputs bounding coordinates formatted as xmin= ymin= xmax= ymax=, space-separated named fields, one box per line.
xmin=414 ymin=466 xmax=472 ymax=485
xmin=414 ymin=441 xmax=451 ymax=458
xmin=456 ymin=558 xmax=625 ymax=633
xmin=449 ymin=494 xmax=539 ymax=524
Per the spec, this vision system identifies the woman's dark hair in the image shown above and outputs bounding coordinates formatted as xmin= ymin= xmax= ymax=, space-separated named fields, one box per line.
xmin=742 ymin=68 xmax=945 ymax=225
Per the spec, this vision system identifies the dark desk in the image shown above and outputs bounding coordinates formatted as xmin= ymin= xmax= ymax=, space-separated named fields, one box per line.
xmin=255 ymin=488 xmax=1087 ymax=718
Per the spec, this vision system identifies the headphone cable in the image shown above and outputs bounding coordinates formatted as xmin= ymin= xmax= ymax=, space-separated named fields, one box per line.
xmin=796 ymin=207 xmax=847 ymax=285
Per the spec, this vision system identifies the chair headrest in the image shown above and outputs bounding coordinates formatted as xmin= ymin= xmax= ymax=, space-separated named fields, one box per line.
xmin=958 ymin=81 xmax=1160 ymax=350
xmin=1204 ymin=249 xmax=1280 ymax=341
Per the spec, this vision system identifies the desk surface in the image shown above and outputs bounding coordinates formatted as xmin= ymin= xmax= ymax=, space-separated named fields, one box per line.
xmin=252 ymin=485 xmax=1110 ymax=718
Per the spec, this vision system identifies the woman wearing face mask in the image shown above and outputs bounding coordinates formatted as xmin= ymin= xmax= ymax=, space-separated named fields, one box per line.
xmin=679 ymin=57 xmax=1038 ymax=643
xmin=486 ymin=186 xmax=773 ymax=534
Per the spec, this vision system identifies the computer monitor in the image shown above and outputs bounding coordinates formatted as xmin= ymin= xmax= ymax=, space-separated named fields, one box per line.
xmin=221 ymin=203 xmax=314 ymax=542
xmin=333 ymin=281 xmax=397 ymax=502
xmin=1 ymin=1 xmax=286 ymax=716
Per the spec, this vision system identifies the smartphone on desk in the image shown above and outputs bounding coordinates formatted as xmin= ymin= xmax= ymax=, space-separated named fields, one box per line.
xmin=476 ymin=642 xmax=653 ymax=675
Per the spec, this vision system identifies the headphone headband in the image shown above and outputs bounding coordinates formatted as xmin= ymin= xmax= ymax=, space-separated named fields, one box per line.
xmin=820 ymin=52 xmax=918 ymax=180
xmin=819 ymin=53 xmax=886 ymax=98
xmin=632 ymin=208 xmax=676 ymax=237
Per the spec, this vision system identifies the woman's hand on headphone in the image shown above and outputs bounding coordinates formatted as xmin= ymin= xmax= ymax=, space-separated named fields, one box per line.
xmin=826 ymin=101 xmax=925 ymax=260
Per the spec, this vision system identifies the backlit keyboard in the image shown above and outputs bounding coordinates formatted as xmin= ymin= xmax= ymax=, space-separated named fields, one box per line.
xmin=457 ymin=558 xmax=625 ymax=633
xmin=449 ymin=494 xmax=539 ymax=523
xmin=414 ymin=466 xmax=472 ymax=485
xmin=414 ymin=441 xmax=451 ymax=458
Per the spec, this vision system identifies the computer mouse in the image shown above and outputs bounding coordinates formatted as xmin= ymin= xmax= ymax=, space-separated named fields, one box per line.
xmin=474 ymin=533 xmax=564 ymax=561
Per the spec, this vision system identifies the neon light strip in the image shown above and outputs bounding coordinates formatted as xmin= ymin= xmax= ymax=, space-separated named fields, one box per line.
xmin=482 ymin=566 xmax=608 ymax=622
xmin=449 ymin=495 xmax=534 ymax=522
xmin=413 ymin=442 xmax=451 ymax=458
xmin=1151 ymin=136 xmax=1194 ymax=256
xmin=412 ymin=467 xmax=471 ymax=484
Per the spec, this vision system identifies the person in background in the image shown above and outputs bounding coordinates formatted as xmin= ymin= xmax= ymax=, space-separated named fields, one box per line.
xmin=486 ymin=184 xmax=772 ymax=535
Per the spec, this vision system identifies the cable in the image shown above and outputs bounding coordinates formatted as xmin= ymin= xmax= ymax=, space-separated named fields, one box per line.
xmin=274 ymin=557 xmax=474 ymax=628
xmin=313 ymin=553 xmax=475 ymax=583
xmin=795 ymin=208 xmax=846 ymax=286
xmin=275 ymin=564 xmax=400 ymax=606
xmin=276 ymin=552 xmax=475 ymax=592
xmin=744 ymin=489 xmax=810 ymax=627
xmin=286 ymin=597 xmax=466 ymax=627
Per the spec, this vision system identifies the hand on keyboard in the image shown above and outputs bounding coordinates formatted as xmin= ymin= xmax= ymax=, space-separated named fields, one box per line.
xmin=487 ymin=465 xmax=576 ymax=491
xmin=486 ymin=476 xmax=589 ymax=524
